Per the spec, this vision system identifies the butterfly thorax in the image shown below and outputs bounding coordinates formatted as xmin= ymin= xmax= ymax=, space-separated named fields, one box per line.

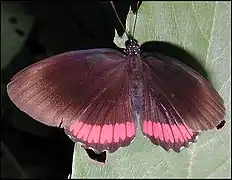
xmin=125 ymin=38 xmax=141 ymax=73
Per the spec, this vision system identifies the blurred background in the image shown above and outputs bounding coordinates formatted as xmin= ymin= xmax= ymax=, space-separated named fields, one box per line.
xmin=1 ymin=1 xmax=136 ymax=178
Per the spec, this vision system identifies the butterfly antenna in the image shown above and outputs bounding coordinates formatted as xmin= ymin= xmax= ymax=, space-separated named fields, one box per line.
xmin=132 ymin=6 xmax=138 ymax=37
xmin=132 ymin=2 xmax=139 ymax=38
xmin=110 ymin=1 xmax=130 ymax=38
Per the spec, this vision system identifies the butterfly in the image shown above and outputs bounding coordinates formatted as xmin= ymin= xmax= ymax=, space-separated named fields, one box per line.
xmin=7 ymin=1 xmax=226 ymax=160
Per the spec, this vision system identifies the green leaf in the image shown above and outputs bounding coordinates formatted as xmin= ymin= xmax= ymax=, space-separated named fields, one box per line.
xmin=72 ymin=2 xmax=231 ymax=178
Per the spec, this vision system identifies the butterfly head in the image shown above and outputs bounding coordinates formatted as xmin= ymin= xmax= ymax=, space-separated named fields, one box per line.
xmin=125 ymin=37 xmax=140 ymax=56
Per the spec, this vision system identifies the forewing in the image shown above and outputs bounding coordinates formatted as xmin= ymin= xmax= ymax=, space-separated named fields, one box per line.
xmin=140 ymin=52 xmax=225 ymax=152
xmin=7 ymin=49 xmax=136 ymax=153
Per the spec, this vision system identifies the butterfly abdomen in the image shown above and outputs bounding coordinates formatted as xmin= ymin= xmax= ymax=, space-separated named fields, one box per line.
xmin=130 ymin=68 xmax=144 ymax=115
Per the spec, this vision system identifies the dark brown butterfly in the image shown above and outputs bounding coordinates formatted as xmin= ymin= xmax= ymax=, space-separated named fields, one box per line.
xmin=7 ymin=1 xmax=225 ymax=162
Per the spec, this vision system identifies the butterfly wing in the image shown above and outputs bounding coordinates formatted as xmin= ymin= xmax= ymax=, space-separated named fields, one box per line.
xmin=7 ymin=49 xmax=136 ymax=153
xmin=82 ymin=145 xmax=107 ymax=164
xmin=140 ymin=52 xmax=225 ymax=152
